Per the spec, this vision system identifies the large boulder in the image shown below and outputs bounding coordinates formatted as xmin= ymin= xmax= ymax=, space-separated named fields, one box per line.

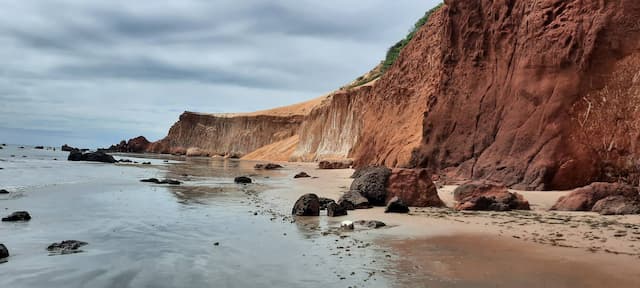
xmin=338 ymin=190 xmax=371 ymax=210
xmin=2 ymin=211 xmax=31 ymax=222
xmin=61 ymin=144 xmax=79 ymax=152
xmin=386 ymin=168 xmax=446 ymax=207
xmin=349 ymin=166 xmax=391 ymax=206
xmin=103 ymin=136 xmax=151 ymax=153
xmin=551 ymin=182 xmax=639 ymax=212
xmin=68 ymin=151 xmax=116 ymax=163
xmin=454 ymin=181 xmax=530 ymax=211
xmin=385 ymin=197 xmax=410 ymax=213
xmin=292 ymin=194 xmax=321 ymax=216
xmin=0 ymin=244 xmax=8 ymax=259
xmin=327 ymin=202 xmax=348 ymax=217
xmin=318 ymin=160 xmax=353 ymax=169
xmin=591 ymin=195 xmax=640 ymax=215
xmin=234 ymin=176 xmax=252 ymax=184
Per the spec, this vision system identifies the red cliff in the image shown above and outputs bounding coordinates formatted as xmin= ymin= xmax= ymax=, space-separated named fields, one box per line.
xmin=152 ymin=0 xmax=640 ymax=190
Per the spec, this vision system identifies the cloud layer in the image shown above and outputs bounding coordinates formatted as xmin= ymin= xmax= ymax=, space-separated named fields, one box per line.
xmin=0 ymin=0 xmax=441 ymax=147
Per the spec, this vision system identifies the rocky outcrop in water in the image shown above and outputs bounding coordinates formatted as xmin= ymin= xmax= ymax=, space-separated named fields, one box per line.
xmin=2 ymin=211 xmax=31 ymax=222
xmin=234 ymin=176 xmax=252 ymax=184
xmin=68 ymin=151 xmax=117 ymax=163
xmin=47 ymin=240 xmax=88 ymax=255
xmin=104 ymin=136 xmax=151 ymax=153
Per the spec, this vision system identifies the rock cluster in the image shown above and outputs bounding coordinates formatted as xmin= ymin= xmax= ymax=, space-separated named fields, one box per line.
xmin=68 ymin=151 xmax=116 ymax=163
xmin=140 ymin=178 xmax=182 ymax=185
xmin=2 ymin=211 xmax=32 ymax=222
xmin=254 ymin=163 xmax=283 ymax=170
xmin=318 ymin=160 xmax=353 ymax=169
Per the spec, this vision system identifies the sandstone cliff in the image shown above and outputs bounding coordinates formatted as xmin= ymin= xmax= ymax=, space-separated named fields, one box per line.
xmin=152 ymin=0 xmax=640 ymax=190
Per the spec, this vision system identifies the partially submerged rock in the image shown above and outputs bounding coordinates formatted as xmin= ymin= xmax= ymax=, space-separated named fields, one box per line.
xmin=0 ymin=189 xmax=9 ymax=194
xmin=386 ymin=168 xmax=445 ymax=207
xmin=68 ymin=151 xmax=116 ymax=163
xmin=349 ymin=166 xmax=391 ymax=206
xmin=454 ymin=181 xmax=530 ymax=211
xmin=234 ymin=176 xmax=252 ymax=184
xmin=2 ymin=211 xmax=31 ymax=222
xmin=327 ymin=202 xmax=347 ymax=217
xmin=0 ymin=244 xmax=8 ymax=260
xmin=34 ymin=146 xmax=44 ymax=149
xmin=338 ymin=190 xmax=371 ymax=210
xmin=318 ymin=160 xmax=353 ymax=169
xmin=294 ymin=172 xmax=311 ymax=178
xmin=140 ymin=178 xmax=182 ymax=185
xmin=551 ymin=182 xmax=639 ymax=212
xmin=292 ymin=194 xmax=320 ymax=216
xmin=61 ymin=144 xmax=79 ymax=152
xmin=385 ymin=197 xmax=409 ymax=213
xmin=255 ymin=163 xmax=284 ymax=170
xmin=47 ymin=240 xmax=88 ymax=255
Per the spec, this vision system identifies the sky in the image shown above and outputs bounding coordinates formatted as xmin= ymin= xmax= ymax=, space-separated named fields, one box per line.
xmin=0 ymin=0 xmax=442 ymax=148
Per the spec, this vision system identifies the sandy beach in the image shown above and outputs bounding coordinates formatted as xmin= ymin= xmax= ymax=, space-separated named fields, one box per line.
xmin=260 ymin=162 xmax=640 ymax=287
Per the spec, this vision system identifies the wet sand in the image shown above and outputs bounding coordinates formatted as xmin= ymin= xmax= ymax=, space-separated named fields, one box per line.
xmin=264 ymin=163 xmax=640 ymax=287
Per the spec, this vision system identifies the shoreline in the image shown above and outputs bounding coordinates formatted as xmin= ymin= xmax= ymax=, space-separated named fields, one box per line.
xmin=258 ymin=163 xmax=640 ymax=286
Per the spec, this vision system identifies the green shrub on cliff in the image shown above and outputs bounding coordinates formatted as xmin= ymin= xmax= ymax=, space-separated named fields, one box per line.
xmin=381 ymin=3 xmax=443 ymax=73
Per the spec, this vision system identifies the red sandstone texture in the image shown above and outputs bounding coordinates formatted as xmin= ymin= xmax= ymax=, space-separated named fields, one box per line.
xmin=453 ymin=181 xmax=530 ymax=211
xmin=551 ymin=182 xmax=639 ymax=211
xmin=385 ymin=168 xmax=445 ymax=207
xmin=151 ymin=1 xmax=640 ymax=190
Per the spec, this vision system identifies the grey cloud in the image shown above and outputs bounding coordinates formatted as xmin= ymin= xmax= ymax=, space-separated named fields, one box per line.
xmin=0 ymin=0 xmax=443 ymax=147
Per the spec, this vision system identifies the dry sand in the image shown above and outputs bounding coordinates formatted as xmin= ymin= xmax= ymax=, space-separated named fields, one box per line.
xmin=257 ymin=163 xmax=640 ymax=287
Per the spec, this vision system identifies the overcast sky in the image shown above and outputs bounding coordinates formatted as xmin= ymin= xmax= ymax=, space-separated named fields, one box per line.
xmin=0 ymin=0 xmax=441 ymax=148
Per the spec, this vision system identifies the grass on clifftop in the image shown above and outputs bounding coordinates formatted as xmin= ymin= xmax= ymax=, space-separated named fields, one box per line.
xmin=342 ymin=3 xmax=443 ymax=90
xmin=381 ymin=3 xmax=443 ymax=73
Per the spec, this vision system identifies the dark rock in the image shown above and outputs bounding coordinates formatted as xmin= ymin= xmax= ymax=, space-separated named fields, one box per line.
xmin=591 ymin=195 xmax=640 ymax=215
xmin=292 ymin=194 xmax=320 ymax=216
xmin=454 ymin=181 xmax=530 ymax=211
xmin=318 ymin=160 xmax=353 ymax=169
xmin=355 ymin=220 xmax=386 ymax=229
xmin=0 ymin=189 xmax=9 ymax=194
xmin=385 ymin=197 xmax=409 ymax=213
xmin=140 ymin=178 xmax=181 ymax=185
xmin=34 ymin=146 xmax=44 ymax=149
xmin=349 ymin=166 xmax=391 ymax=206
xmin=18 ymin=146 xmax=24 ymax=149
xmin=47 ymin=240 xmax=88 ymax=254
xmin=234 ymin=176 xmax=252 ymax=184
xmin=142 ymin=162 xmax=151 ymax=165
xmin=327 ymin=202 xmax=348 ymax=217
xmin=255 ymin=163 xmax=284 ymax=170
xmin=67 ymin=151 xmax=116 ymax=163
xmin=159 ymin=179 xmax=181 ymax=185
xmin=140 ymin=178 xmax=160 ymax=183
xmin=338 ymin=190 xmax=371 ymax=210
xmin=103 ymin=136 xmax=151 ymax=153
xmin=294 ymin=172 xmax=311 ymax=178
xmin=2 ymin=211 xmax=31 ymax=222
xmin=119 ymin=159 xmax=133 ymax=163
xmin=61 ymin=144 xmax=79 ymax=152
xmin=319 ymin=197 xmax=336 ymax=210
xmin=0 ymin=244 xmax=8 ymax=259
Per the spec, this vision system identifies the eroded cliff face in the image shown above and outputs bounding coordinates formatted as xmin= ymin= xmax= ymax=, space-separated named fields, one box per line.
xmin=410 ymin=0 xmax=640 ymax=190
xmin=148 ymin=112 xmax=304 ymax=157
xmin=152 ymin=0 xmax=640 ymax=190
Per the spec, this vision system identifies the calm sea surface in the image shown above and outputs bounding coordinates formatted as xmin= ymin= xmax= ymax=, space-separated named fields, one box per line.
xmin=0 ymin=145 xmax=390 ymax=288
